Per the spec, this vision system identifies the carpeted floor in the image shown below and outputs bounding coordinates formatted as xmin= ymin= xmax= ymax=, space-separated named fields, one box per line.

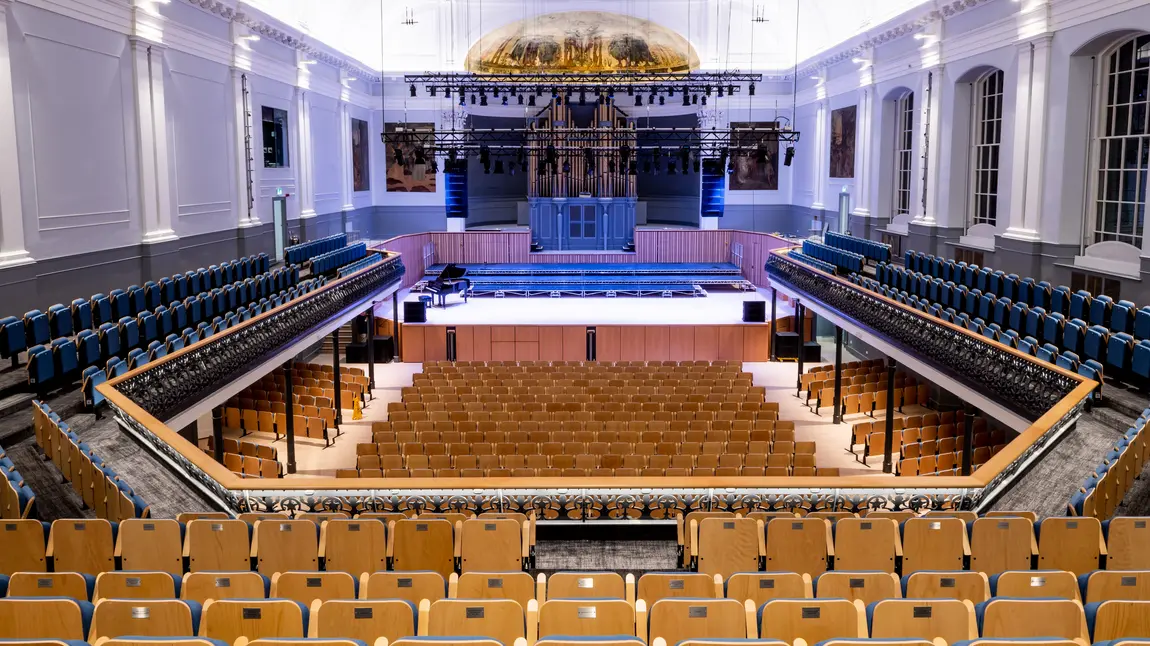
xmin=535 ymin=539 xmax=680 ymax=576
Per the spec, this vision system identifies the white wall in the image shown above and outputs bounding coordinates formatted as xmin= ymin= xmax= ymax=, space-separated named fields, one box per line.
xmin=309 ymin=92 xmax=342 ymax=217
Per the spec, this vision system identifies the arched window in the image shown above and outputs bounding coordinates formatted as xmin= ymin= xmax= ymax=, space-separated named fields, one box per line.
xmin=893 ymin=92 xmax=914 ymax=217
xmin=1093 ymin=34 xmax=1150 ymax=248
xmin=970 ymin=69 xmax=1004 ymax=227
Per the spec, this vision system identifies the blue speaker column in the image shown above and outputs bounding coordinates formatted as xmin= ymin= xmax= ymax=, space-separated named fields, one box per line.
xmin=700 ymin=159 xmax=726 ymax=219
xmin=445 ymin=159 xmax=468 ymax=220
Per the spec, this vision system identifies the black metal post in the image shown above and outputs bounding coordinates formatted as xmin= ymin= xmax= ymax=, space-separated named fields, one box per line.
xmin=284 ymin=359 xmax=297 ymax=474
xmin=366 ymin=305 xmax=376 ymax=389
xmin=212 ymin=407 xmax=224 ymax=463
xmin=962 ymin=405 xmax=976 ymax=475
xmin=332 ymin=328 xmax=343 ymax=425
xmin=795 ymin=301 xmax=805 ymax=397
xmin=832 ymin=327 xmax=844 ymax=424
xmin=883 ymin=358 xmax=897 ymax=473
xmin=393 ymin=291 xmax=401 ymax=362
xmin=769 ymin=288 xmax=778 ymax=361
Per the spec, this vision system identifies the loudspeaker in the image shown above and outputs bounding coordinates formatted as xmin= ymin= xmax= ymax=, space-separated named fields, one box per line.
xmin=774 ymin=332 xmax=800 ymax=359
xmin=403 ymin=300 xmax=426 ymax=323
xmin=803 ymin=342 xmax=823 ymax=362
xmin=743 ymin=301 xmax=766 ymax=322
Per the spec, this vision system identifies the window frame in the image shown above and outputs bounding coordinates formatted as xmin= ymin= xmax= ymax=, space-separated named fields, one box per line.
xmin=968 ymin=69 xmax=1004 ymax=229
xmin=893 ymin=91 xmax=915 ymax=218
xmin=262 ymin=106 xmax=290 ymax=169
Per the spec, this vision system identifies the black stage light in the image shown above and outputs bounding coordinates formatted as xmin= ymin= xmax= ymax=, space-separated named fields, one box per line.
xmin=619 ymin=144 xmax=631 ymax=165
xmin=667 ymin=161 xmax=677 ymax=175
xmin=428 ymin=158 xmax=439 ymax=174
xmin=480 ymin=94 xmax=488 ymax=106
xmin=517 ymin=148 xmax=528 ymax=172
xmin=583 ymin=147 xmax=594 ymax=169
xmin=701 ymin=95 xmax=707 ymax=105
xmin=659 ymin=95 xmax=665 ymax=105
xmin=410 ymin=84 xmax=416 ymax=97
xmin=501 ymin=96 xmax=508 ymax=106
xmin=470 ymin=94 xmax=476 ymax=105
xmin=692 ymin=94 xmax=698 ymax=105
xmin=555 ymin=95 xmax=562 ymax=105
xmin=528 ymin=95 xmax=536 ymax=106
xmin=607 ymin=86 xmax=615 ymax=98
xmin=668 ymin=87 xmax=675 ymax=97
xmin=679 ymin=146 xmax=690 ymax=171
xmin=627 ymin=86 xmax=634 ymax=96
xmin=635 ymin=95 xmax=642 ymax=106
xmin=727 ymin=158 xmax=736 ymax=174
xmin=483 ymin=163 xmax=491 ymax=174
xmin=545 ymin=144 xmax=557 ymax=168
xmin=682 ymin=93 xmax=690 ymax=106
xmin=517 ymin=94 xmax=524 ymax=105
xmin=448 ymin=148 xmax=459 ymax=161
xmin=598 ymin=93 xmax=606 ymax=104
xmin=494 ymin=160 xmax=504 ymax=174
xmin=608 ymin=159 xmax=616 ymax=173
xmin=717 ymin=86 xmax=724 ymax=98
xmin=492 ymin=87 xmax=500 ymax=98
xmin=693 ymin=158 xmax=701 ymax=173
xmin=748 ymin=83 xmax=755 ymax=96
xmin=728 ymin=85 xmax=735 ymax=95
xmin=756 ymin=144 xmax=768 ymax=163
xmin=444 ymin=87 xmax=451 ymax=98
xmin=551 ymin=87 xmax=559 ymax=98
xmin=784 ymin=146 xmax=795 ymax=166
xmin=430 ymin=87 xmax=436 ymax=97
xmin=579 ymin=91 xmax=586 ymax=105
xmin=479 ymin=145 xmax=490 ymax=166
xmin=705 ymin=85 xmax=712 ymax=96
xmin=536 ymin=86 xmax=543 ymax=96
xmin=650 ymin=92 xmax=656 ymax=104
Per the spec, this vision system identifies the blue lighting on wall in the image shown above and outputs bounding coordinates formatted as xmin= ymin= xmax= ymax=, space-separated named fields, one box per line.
xmin=700 ymin=159 xmax=726 ymax=217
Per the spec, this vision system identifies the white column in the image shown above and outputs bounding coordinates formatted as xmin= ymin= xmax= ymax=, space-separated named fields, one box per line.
xmin=914 ymin=66 xmax=944 ymax=226
xmin=131 ymin=38 xmax=177 ymax=243
xmin=231 ymin=68 xmax=258 ymax=227
xmin=296 ymin=87 xmax=316 ymax=219
xmin=852 ymin=86 xmax=874 ymax=218
xmin=0 ymin=0 xmax=31 ymax=267
xmin=339 ymin=98 xmax=354 ymax=211
xmin=1004 ymin=36 xmax=1051 ymax=242
xmin=811 ymin=99 xmax=828 ymax=212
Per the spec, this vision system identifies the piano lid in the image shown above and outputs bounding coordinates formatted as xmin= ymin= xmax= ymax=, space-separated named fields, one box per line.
xmin=435 ymin=264 xmax=468 ymax=281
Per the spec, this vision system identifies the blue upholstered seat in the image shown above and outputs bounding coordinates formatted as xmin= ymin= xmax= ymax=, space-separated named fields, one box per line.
xmin=1051 ymin=285 xmax=1073 ymax=315
xmin=1132 ymin=340 xmax=1150 ymax=379
xmin=993 ymin=297 xmax=1011 ymax=328
xmin=1090 ymin=295 xmax=1114 ymax=327
xmin=0 ymin=316 xmax=26 ymax=364
xmin=1084 ymin=325 xmax=1110 ymax=363
xmin=1038 ymin=343 xmax=1060 ymax=363
xmin=138 ymin=312 xmax=158 ymax=345
xmin=144 ymin=281 xmax=161 ymax=311
xmin=97 ymin=323 xmax=120 ymax=361
xmin=75 ymin=330 xmax=100 ymax=369
xmin=47 ymin=304 xmax=73 ymax=339
xmin=126 ymin=285 xmax=146 ymax=315
xmin=1070 ymin=290 xmax=1093 ymax=321
xmin=1018 ymin=335 xmax=1040 ymax=356
xmin=118 ymin=317 xmax=140 ymax=351
xmin=51 ymin=338 xmax=78 ymax=378
xmin=1008 ymin=302 xmax=1029 ymax=333
xmin=26 ymin=345 xmax=54 ymax=386
xmin=90 ymin=294 xmax=112 ymax=327
xmin=81 ymin=366 xmax=106 ymax=409
xmin=23 ymin=310 xmax=49 ymax=347
xmin=1107 ymin=333 xmax=1135 ymax=372
xmin=1064 ymin=318 xmax=1088 ymax=355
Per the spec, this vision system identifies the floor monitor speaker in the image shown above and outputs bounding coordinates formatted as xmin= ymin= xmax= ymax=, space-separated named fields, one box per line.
xmin=743 ymin=300 xmax=767 ymax=322
xmin=403 ymin=300 xmax=426 ymax=323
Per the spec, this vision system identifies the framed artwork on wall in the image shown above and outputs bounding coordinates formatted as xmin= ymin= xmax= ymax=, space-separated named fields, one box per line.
xmin=728 ymin=121 xmax=779 ymax=191
xmin=385 ymin=123 xmax=436 ymax=193
xmin=830 ymin=105 xmax=857 ymax=179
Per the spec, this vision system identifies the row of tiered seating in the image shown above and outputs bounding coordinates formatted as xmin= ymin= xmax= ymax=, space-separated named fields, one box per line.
xmin=802 ymin=240 xmax=865 ymax=273
xmin=204 ymin=436 xmax=284 ymax=478
xmin=33 ymin=401 xmax=149 ymax=521
xmin=789 ymin=250 xmax=838 ymax=274
xmin=850 ymin=272 xmax=1105 ymax=388
xmin=338 ymin=252 xmax=384 ymax=277
xmin=1068 ymin=407 xmax=1149 ymax=518
xmin=803 ymin=369 xmax=928 ymax=416
xmin=0 ymin=441 xmax=33 ymax=519
xmin=311 ymin=242 xmax=369 ymax=275
xmin=826 ymin=232 xmax=892 ymax=264
xmin=0 ymin=253 xmax=270 ymax=366
xmin=285 ymin=233 xmax=347 ymax=265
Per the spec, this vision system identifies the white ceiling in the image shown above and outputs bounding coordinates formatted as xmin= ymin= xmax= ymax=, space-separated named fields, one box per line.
xmin=248 ymin=0 xmax=931 ymax=73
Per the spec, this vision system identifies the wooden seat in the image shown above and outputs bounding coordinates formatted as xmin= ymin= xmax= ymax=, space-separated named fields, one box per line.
xmin=8 ymin=571 xmax=91 ymax=600
xmin=832 ymin=518 xmax=900 ymax=572
xmin=389 ymin=518 xmax=456 ymax=578
xmin=969 ymin=517 xmax=1035 ymax=575
xmin=544 ymin=572 xmax=628 ymax=601
xmin=815 ymin=571 xmax=900 ymax=606
xmin=453 ymin=571 xmax=536 ymax=609
xmin=116 ymin=519 xmax=183 ymax=575
xmin=181 ymin=572 xmax=268 ymax=603
xmin=270 ymin=571 xmax=356 ymax=605
xmin=100 ymin=639 xmax=229 ymax=646
xmin=1037 ymin=517 xmax=1104 ymax=575
xmin=756 ymin=598 xmax=867 ymax=644
xmin=992 ymin=569 xmax=1080 ymax=600
xmin=693 ymin=517 xmax=764 ymax=580
xmin=319 ymin=518 xmax=386 ymax=577
xmin=903 ymin=571 xmax=990 ymax=604
xmin=312 ymin=599 xmax=417 ymax=644
xmin=1103 ymin=517 xmax=1150 ymax=570
xmin=765 ymin=517 xmax=833 ymax=576
xmin=200 ymin=598 xmax=306 ymax=643
xmin=868 ymin=598 xmax=977 ymax=644
xmin=95 ymin=571 xmax=179 ymax=600
xmin=48 ymin=518 xmax=114 ymax=575
xmin=185 ymin=519 xmax=252 ymax=572
xmin=648 ymin=598 xmax=747 ymax=645
xmin=725 ymin=572 xmax=812 ymax=607
xmin=1080 ymin=570 xmax=1150 ymax=603
xmin=1087 ymin=599 xmax=1150 ymax=642
xmin=0 ymin=519 xmax=48 ymax=574
xmin=538 ymin=598 xmax=637 ymax=638
xmin=361 ymin=571 xmax=446 ymax=606
xmin=637 ymin=573 xmax=719 ymax=606
xmin=252 ymin=519 xmax=318 ymax=575
xmin=90 ymin=598 xmax=196 ymax=641
xmin=901 ymin=517 xmax=967 ymax=574
xmin=459 ymin=518 xmax=528 ymax=573
xmin=977 ymin=598 xmax=1088 ymax=641
xmin=425 ymin=598 xmax=528 ymax=646
xmin=678 ymin=512 xmax=736 ymax=568
xmin=0 ymin=597 xmax=91 ymax=640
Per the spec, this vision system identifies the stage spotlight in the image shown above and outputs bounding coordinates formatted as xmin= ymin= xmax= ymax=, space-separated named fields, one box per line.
xmin=717 ymin=86 xmax=724 ymax=98
xmin=667 ymin=161 xmax=677 ymax=175
xmin=598 ymin=93 xmax=606 ymax=105
xmin=536 ymin=86 xmax=543 ymax=96
xmin=679 ymin=146 xmax=690 ymax=170
xmin=682 ymin=93 xmax=690 ymax=107
xmin=528 ymin=95 xmax=536 ymax=106
xmin=693 ymin=158 xmax=701 ymax=173
xmin=551 ymin=87 xmax=558 ymax=98
xmin=470 ymin=94 xmax=476 ymax=105
xmin=668 ymin=87 xmax=675 ymax=97
xmin=555 ymin=95 xmax=562 ymax=105
xmin=430 ymin=87 xmax=436 ymax=97
xmin=493 ymin=160 xmax=504 ymax=174
xmin=784 ymin=146 xmax=795 ymax=166
xmin=705 ymin=85 xmax=712 ymax=96
xmin=659 ymin=95 xmax=665 ymax=105
xmin=518 ymin=94 xmax=524 ymax=105
xmin=480 ymin=94 xmax=488 ymax=106
xmin=635 ymin=95 xmax=642 ymax=106
xmin=727 ymin=158 xmax=736 ymax=174
xmin=444 ymin=87 xmax=451 ymax=98
xmin=479 ymin=145 xmax=490 ymax=166
xmin=579 ymin=91 xmax=586 ymax=105
xmin=517 ymin=148 xmax=528 ymax=172
xmin=410 ymin=84 xmax=416 ymax=97
xmin=583 ymin=147 xmax=594 ymax=169
xmin=501 ymin=96 xmax=508 ymax=106
xmin=545 ymin=145 xmax=557 ymax=168
xmin=649 ymin=92 xmax=656 ymax=105
xmin=448 ymin=148 xmax=459 ymax=161
xmin=756 ymin=144 xmax=768 ymax=163
xmin=619 ymin=144 xmax=631 ymax=165
xmin=492 ymin=87 xmax=500 ymax=98
xmin=728 ymin=85 xmax=735 ymax=95
xmin=748 ymin=83 xmax=755 ymax=96
xmin=483 ymin=163 xmax=491 ymax=174
xmin=627 ymin=86 xmax=634 ymax=96
xmin=701 ymin=95 xmax=707 ymax=105
xmin=692 ymin=94 xmax=698 ymax=105
xmin=607 ymin=86 xmax=615 ymax=98
xmin=428 ymin=158 xmax=439 ymax=174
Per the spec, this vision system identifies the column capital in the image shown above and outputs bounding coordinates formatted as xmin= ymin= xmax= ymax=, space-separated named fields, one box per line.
xmin=1018 ymin=32 xmax=1054 ymax=50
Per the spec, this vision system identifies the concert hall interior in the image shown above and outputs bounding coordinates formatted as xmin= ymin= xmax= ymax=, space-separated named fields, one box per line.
xmin=2 ymin=1 xmax=1150 ymax=645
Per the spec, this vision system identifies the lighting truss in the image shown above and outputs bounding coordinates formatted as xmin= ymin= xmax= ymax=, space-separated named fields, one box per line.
xmin=405 ymin=71 xmax=762 ymax=96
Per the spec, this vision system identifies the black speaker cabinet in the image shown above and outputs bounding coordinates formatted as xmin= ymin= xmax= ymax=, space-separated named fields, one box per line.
xmin=774 ymin=332 xmax=800 ymax=359
xmin=802 ymin=342 xmax=823 ymax=362
xmin=403 ymin=300 xmax=426 ymax=323
xmin=743 ymin=301 xmax=767 ymax=322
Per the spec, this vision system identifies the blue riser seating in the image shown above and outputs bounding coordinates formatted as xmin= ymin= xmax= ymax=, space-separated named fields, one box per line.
xmin=285 ymin=233 xmax=347 ymax=265
xmin=825 ymin=231 xmax=892 ymax=264
xmin=311 ymin=243 xmax=368 ymax=276
xmin=801 ymin=240 xmax=864 ymax=273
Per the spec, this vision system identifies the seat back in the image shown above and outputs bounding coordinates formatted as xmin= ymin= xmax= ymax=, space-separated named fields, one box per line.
xmin=186 ymin=519 xmax=252 ymax=572
xmin=969 ymin=517 xmax=1034 ymax=575
xmin=0 ymin=519 xmax=47 ymax=574
xmin=270 ymin=571 xmax=356 ymax=605
xmin=362 ymin=572 xmax=446 ymax=607
xmin=696 ymin=517 xmax=762 ymax=580
xmin=0 ymin=597 xmax=91 ymax=640
xmin=118 ymin=518 xmax=182 ymax=575
xmin=868 ymin=598 xmax=977 ymax=644
xmin=992 ymin=570 xmax=1079 ymax=600
xmin=253 ymin=519 xmax=318 ymax=575
xmin=9 ymin=571 xmax=92 ymax=600
xmin=815 ymin=571 xmax=899 ymax=606
xmin=1037 ymin=517 xmax=1102 ymax=575
xmin=94 ymin=571 xmax=179 ymax=600
xmin=758 ymin=598 xmax=866 ymax=644
xmin=390 ymin=518 xmax=455 ymax=578
xmin=765 ymin=517 xmax=831 ymax=576
xmin=833 ymin=518 xmax=899 ymax=572
xmin=637 ymin=573 xmax=717 ymax=606
xmin=902 ymin=571 xmax=990 ymax=605
xmin=49 ymin=518 xmax=114 ymax=574
xmin=320 ymin=518 xmax=386 ymax=577
xmin=977 ymin=598 xmax=1087 ymax=640
xmin=181 ymin=572 xmax=269 ymax=604
xmin=539 ymin=598 xmax=635 ymax=637
xmin=726 ymin=572 xmax=811 ymax=607
xmin=313 ymin=599 xmax=417 ymax=644
xmin=1087 ymin=599 xmax=1150 ymax=641
xmin=901 ymin=517 xmax=967 ymax=574
xmin=1103 ymin=517 xmax=1150 ymax=570
xmin=649 ymin=598 xmax=746 ymax=644
xmin=546 ymin=572 xmax=626 ymax=600
xmin=460 ymin=518 xmax=524 ymax=573
xmin=455 ymin=571 xmax=536 ymax=609
xmin=427 ymin=598 xmax=525 ymax=646
xmin=90 ymin=598 xmax=196 ymax=640
xmin=200 ymin=598 xmax=306 ymax=643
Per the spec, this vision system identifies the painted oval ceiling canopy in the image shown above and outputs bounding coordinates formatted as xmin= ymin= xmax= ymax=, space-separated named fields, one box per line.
xmin=465 ymin=11 xmax=700 ymax=73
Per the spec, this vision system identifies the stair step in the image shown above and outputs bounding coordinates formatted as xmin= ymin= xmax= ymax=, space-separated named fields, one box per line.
xmin=0 ymin=392 xmax=35 ymax=421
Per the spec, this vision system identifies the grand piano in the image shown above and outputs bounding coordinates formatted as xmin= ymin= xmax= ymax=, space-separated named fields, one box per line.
xmin=426 ymin=263 xmax=470 ymax=308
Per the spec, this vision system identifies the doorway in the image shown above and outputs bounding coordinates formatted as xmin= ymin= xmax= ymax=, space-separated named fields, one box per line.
xmin=567 ymin=204 xmax=599 ymax=250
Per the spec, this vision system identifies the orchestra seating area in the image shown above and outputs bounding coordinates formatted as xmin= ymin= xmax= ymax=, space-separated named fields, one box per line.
xmin=1069 ymin=407 xmax=1149 ymax=518
xmin=351 ymin=360 xmax=835 ymax=478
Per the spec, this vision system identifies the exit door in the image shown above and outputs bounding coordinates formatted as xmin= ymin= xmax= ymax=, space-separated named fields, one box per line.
xmin=567 ymin=204 xmax=599 ymax=250
xmin=272 ymin=196 xmax=287 ymax=263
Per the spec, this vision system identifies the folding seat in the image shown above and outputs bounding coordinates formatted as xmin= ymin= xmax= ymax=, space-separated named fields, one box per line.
xmin=648 ymin=597 xmax=747 ymax=644
xmin=182 ymin=296 xmax=200 ymax=327
xmin=765 ymin=517 xmax=832 ymax=576
xmin=1037 ymin=343 xmax=1060 ymax=363
xmin=459 ymin=517 xmax=528 ymax=573
xmin=902 ymin=571 xmax=990 ymax=604
xmin=8 ymin=570 xmax=93 ymax=600
xmin=1042 ymin=311 xmax=1066 ymax=346
xmin=992 ymin=297 xmax=1011 ymax=328
xmin=47 ymin=303 xmax=73 ymax=339
xmin=318 ymin=518 xmax=386 ymax=577
xmin=1000 ymin=329 xmax=1020 ymax=348
xmin=127 ymin=284 xmax=147 ymax=314
xmin=94 ymin=570 xmax=179 ymax=600
xmin=48 ymin=518 xmax=114 ymax=574
xmin=976 ymin=293 xmax=995 ymax=321
xmin=118 ymin=316 xmax=140 ymax=351
xmin=1005 ymin=302 xmax=1028 ymax=333
xmin=389 ymin=517 xmax=455 ymax=577
xmin=0 ymin=597 xmax=94 ymax=640
xmin=815 ymin=571 xmax=899 ymax=606
xmin=637 ymin=573 xmax=719 ymax=606
xmin=1089 ymin=294 xmax=1114 ymax=327
xmin=868 ymin=598 xmax=977 ymax=644
xmin=185 ymin=518 xmax=252 ymax=572
xmin=183 ymin=327 xmax=201 ymax=346
xmin=74 ymin=329 xmax=100 ymax=369
xmin=1085 ymin=599 xmax=1150 ymax=642
xmin=126 ymin=347 xmax=148 ymax=370
xmin=153 ymin=305 xmax=173 ymax=338
xmin=1084 ymin=324 xmax=1110 ymax=363
xmin=361 ymin=571 xmax=446 ymax=607
xmin=1056 ymin=351 xmax=1081 ymax=373
xmin=1068 ymin=290 xmax=1092 ymax=321
xmin=990 ymin=569 xmax=1079 ymax=600
xmin=545 ymin=572 xmax=628 ymax=600
xmin=199 ymin=598 xmax=307 ymax=643
xmin=116 ymin=518 xmax=183 ymax=575
xmin=975 ymin=268 xmax=991 ymax=292
xmin=89 ymin=598 xmax=200 ymax=641
xmin=832 ymin=518 xmax=900 ymax=572
xmin=757 ymin=598 xmax=866 ymax=643
xmin=269 ymin=570 xmax=356 ymax=606
xmin=1105 ymin=332 xmax=1135 ymax=373
xmin=976 ymin=597 xmax=1088 ymax=641
xmin=982 ymin=323 xmax=1001 ymax=342
xmin=0 ymin=316 xmax=27 ymax=367
xmin=23 ymin=309 xmax=49 ymax=347
xmin=106 ymin=356 xmax=127 ymax=378
xmin=538 ymin=598 xmax=635 ymax=639
xmin=1136 ymin=306 xmax=1150 ymax=339
xmin=180 ymin=571 xmax=269 ymax=604
xmin=726 ymin=572 xmax=811 ymax=608
xmin=1037 ymin=517 xmax=1103 ymax=575
xmin=970 ymin=512 xmax=1035 ymax=572
xmin=312 ymin=599 xmax=417 ymax=644
xmin=1080 ymin=569 xmax=1150 ymax=603
xmin=692 ymin=517 xmax=764 ymax=580
xmin=988 ymin=271 xmax=1005 ymax=297
xmin=165 ymin=333 xmax=184 ymax=354
xmin=901 ymin=517 xmax=967 ymax=574
xmin=1024 ymin=306 xmax=1046 ymax=339
xmin=1050 ymin=285 xmax=1073 ymax=315
xmin=1062 ymin=318 xmax=1087 ymax=354
xmin=147 ymin=340 xmax=167 ymax=362
xmin=1102 ymin=516 xmax=1150 ymax=570
xmin=426 ymin=598 xmax=525 ymax=646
